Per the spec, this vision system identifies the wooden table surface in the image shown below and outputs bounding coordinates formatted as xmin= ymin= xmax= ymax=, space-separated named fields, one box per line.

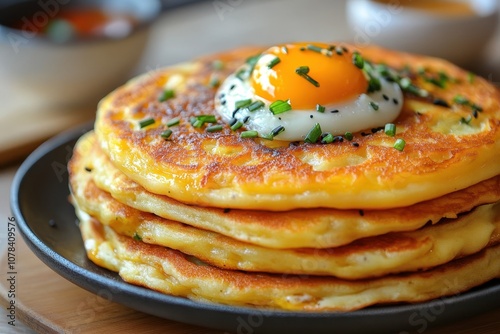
xmin=1 ymin=0 xmax=499 ymax=333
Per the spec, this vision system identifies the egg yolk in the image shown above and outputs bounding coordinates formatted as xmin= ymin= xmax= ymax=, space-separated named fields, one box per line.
xmin=250 ymin=43 xmax=368 ymax=110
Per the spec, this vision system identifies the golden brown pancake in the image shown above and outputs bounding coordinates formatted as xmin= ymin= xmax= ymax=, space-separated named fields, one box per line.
xmin=94 ymin=45 xmax=500 ymax=210
xmin=71 ymin=42 xmax=500 ymax=312
xmin=78 ymin=214 xmax=500 ymax=311
xmin=69 ymin=144 xmax=500 ymax=278
xmin=75 ymin=132 xmax=500 ymax=249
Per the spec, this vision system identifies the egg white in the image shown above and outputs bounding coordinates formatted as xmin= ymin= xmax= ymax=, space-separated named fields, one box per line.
xmin=215 ymin=65 xmax=403 ymax=142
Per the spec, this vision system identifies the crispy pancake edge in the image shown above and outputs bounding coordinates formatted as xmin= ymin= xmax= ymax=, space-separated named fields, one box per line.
xmin=95 ymin=45 xmax=500 ymax=210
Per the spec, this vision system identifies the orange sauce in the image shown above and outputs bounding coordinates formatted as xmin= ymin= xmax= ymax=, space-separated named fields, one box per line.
xmin=374 ymin=0 xmax=477 ymax=16
xmin=56 ymin=9 xmax=114 ymax=37
xmin=10 ymin=8 xmax=136 ymax=38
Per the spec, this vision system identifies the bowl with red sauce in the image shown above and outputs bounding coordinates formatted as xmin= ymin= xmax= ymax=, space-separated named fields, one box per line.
xmin=0 ymin=0 xmax=161 ymax=109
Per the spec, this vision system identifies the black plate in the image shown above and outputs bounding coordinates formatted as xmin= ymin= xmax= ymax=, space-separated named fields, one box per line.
xmin=11 ymin=122 xmax=500 ymax=334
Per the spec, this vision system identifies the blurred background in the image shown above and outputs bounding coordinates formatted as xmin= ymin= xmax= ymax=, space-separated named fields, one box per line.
xmin=0 ymin=0 xmax=499 ymax=166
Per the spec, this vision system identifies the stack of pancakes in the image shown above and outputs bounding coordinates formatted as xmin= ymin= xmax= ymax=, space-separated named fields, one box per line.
xmin=68 ymin=45 xmax=500 ymax=311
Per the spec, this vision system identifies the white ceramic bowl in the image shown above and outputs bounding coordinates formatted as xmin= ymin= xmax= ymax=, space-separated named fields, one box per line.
xmin=0 ymin=0 xmax=161 ymax=109
xmin=346 ymin=0 xmax=499 ymax=66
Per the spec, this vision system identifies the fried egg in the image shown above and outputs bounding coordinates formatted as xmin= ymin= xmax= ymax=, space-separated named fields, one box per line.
xmin=215 ymin=42 xmax=403 ymax=141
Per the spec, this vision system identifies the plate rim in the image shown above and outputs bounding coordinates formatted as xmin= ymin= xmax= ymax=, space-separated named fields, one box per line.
xmin=10 ymin=121 xmax=500 ymax=334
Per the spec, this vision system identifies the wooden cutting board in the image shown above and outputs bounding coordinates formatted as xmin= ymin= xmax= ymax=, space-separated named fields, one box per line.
xmin=0 ymin=105 xmax=94 ymax=167
xmin=0 ymin=236 xmax=499 ymax=334
xmin=0 ymin=237 xmax=220 ymax=334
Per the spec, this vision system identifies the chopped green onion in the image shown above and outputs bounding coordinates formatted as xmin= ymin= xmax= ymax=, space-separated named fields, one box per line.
xmin=306 ymin=44 xmax=323 ymax=53
xmin=472 ymin=104 xmax=483 ymax=112
xmin=304 ymin=123 xmax=322 ymax=143
xmin=235 ymin=68 xmax=247 ymax=81
xmin=321 ymin=133 xmax=334 ymax=144
xmin=295 ymin=66 xmax=320 ymax=87
xmin=438 ymin=71 xmax=452 ymax=83
xmin=394 ymin=138 xmax=406 ymax=151
xmin=281 ymin=46 xmax=288 ymax=54
xmin=167 ymin=117 xmax=180 ymax=127
xmin=212 ymin=60 xmax=224 ymax=70
xmin=192 ymin=120 xmax=204 ymax=128
xmin=467 ymin=72 xmax=475 ymax=84
xmin=335 ymin=46 xmax=344 ymax=55
xmin=367 ymin=76 xmax=381 ymax=93
xmin=209 ymin=76 xmax=220 ymax=88
xmin=197 ymin=115 xmax=217 ymax=123
xmin=384 ymin=123 xmax=396 ymax=137
xmin=192 ymin=115 xmax=216 ymax=128
xmin=235 ymin=99 xmax=252 ymax=109
xmin=133 ymin=233 xmax=142 ymax=241
xmin=296 ymin=66 xmax=310 ymax=74
xmin=424 ymin=76 xmax=446 ymax=88
xmin=246 ymin=54 xmax=261 ymax=66
xmin=260 ymin=133 xmax=274 ymax=140
xmin=161 ymin=129 xmax=172 ymax=139
xmin=230 ymin=121 xmax=243 ymax=131
xmin=376 ymin=64 xmax=400 ymax=82
xmin=352 ymin=52 xmax=364 ymax=69
xmin=399 ymin=77 xmax=428 ymax=97
xmin=344 ymin=132 xmax=353 ymax=141
xmin=460 ymin=116 xmax=472 ymax=125
xmin=247 ymin=100 xmax=265 ymax=112
xmin=240 ymin=130 xmax=258 ymax=138
xmin=453 ymin=95 xmax=469 ymax=105
xmin=271 ymin=125 xmax=285 ymax=137
xmin=159 ymin=89 xmax=175 ymax=102
xmin=362 ymin=63 xmax=382 ymax=93
xmin=268 ymin=57 xmax=281 ymax=69
xmin=206 ymin=124 xmax=223 ymax=132
xmin=139 ymin=118 xmax=155 ymax=128
xmin=270 ymin=100 xmax=292 ymax=114
xmin=316 ymin=104 xmax=325 ymax=113
xmin=369 ymin=101 xmax=379 ymax=111
xmin=246 ymin=54 xmax=261 ymax=75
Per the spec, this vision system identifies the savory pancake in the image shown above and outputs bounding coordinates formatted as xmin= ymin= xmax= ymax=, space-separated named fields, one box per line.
xmin=78 ymin=214 xmax=500 ymax=311
xmin=94 ymin=44 xmax=500 ymax=210
xmin=75 ymin=132 xmax=500 ymax=248
xmin=69 ymin=148 xmax=500 ymax=278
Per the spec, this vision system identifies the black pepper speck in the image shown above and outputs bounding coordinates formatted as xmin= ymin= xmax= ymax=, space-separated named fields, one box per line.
xmin=433 ymin=98 xmax=450 ymax=108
